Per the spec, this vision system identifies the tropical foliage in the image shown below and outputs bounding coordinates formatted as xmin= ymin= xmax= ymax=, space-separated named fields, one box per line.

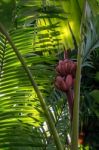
xmin=0 ymin=0 xmax=99 ymax=150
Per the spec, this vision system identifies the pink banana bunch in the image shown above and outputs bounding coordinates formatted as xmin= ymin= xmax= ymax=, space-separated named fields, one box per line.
xmin=55 ymin=52 xmax=77 ymax=119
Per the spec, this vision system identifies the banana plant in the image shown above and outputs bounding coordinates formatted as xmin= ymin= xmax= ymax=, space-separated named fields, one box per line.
xmin=0 ymin=0 xmax=99 ymax=150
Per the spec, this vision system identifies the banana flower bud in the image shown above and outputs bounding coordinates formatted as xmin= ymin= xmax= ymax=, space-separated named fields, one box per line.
xmin=55 ymin=50 xmax=77 ymax=120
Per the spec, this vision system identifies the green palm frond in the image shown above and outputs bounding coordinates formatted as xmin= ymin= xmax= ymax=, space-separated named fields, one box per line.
xmin=0 ymin=1 xmax=68 ymax=148
xmin=81 ymin=2 xmax=99 ymax=67
xmin=0 ymin=32 xmax=46 ymax=149
xmin=0 ymin=1 xmax=72 ymax=148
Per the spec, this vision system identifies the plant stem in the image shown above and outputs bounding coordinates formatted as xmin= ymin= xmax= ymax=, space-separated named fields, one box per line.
xmin=70 ymin=1 xmax=87 ymax=149
xmin=0 ymin=23 xmax=64 ymax=150
xmin=70 ymin=47 xmax=82 ymax=150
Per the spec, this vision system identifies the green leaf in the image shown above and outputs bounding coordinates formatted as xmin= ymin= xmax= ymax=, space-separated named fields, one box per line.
xmin=95 ymin=72 xmax=99 ymax=82
xmin=70 ymin=0 xmax=82 ymax=42
xmin=0 ymin=0 xmax=15 ymax=29
xmin=90 ymin=90 xmax=99 ymax=104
